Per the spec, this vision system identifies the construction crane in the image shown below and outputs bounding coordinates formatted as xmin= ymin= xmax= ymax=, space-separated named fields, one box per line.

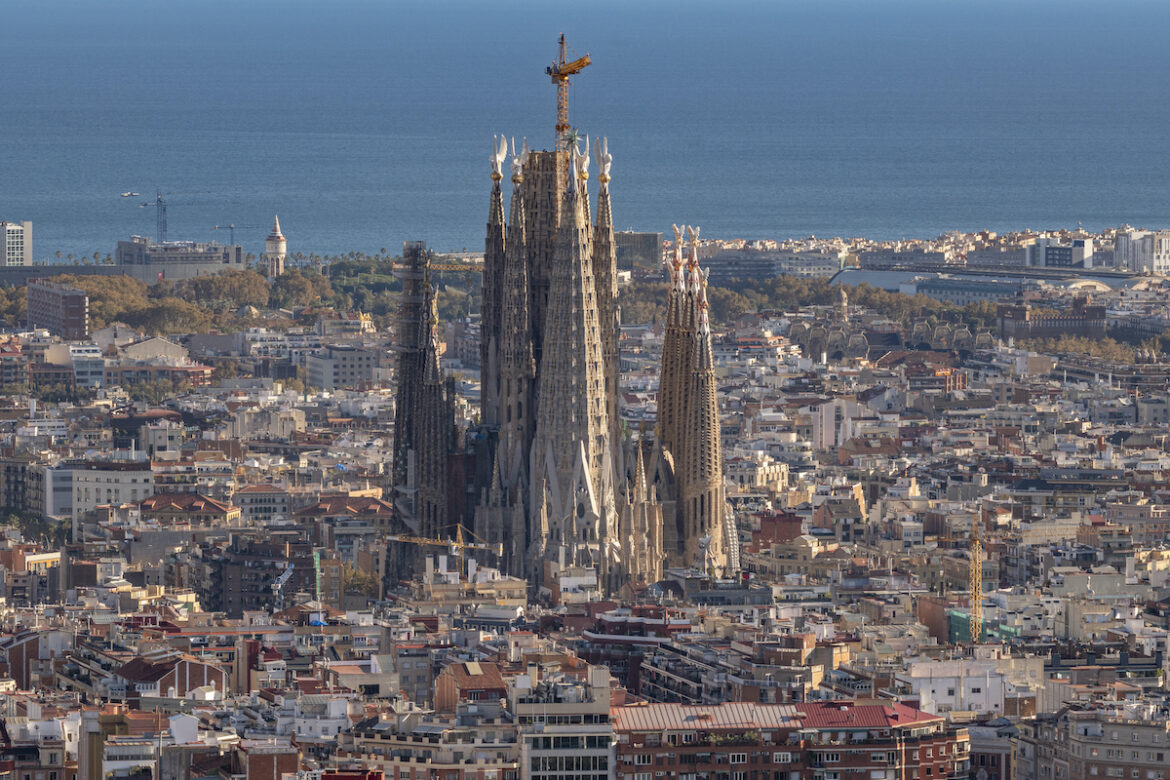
xmin=270 ymin=564 xmax=295 ymax=612
xmin=393 ymin=259 xmax=484 ymax=307
xmin=387 ymin=524 xmax=503 ymax=575
xmin=970 ymin=510 xmax=984 ymax=643
xmin=211 ymin=224 xmax=260 ymax=245
xmin=129 ymin=190 xmax=213 ymax=243
xmin=545 ymin=34 xmax=591 ymax=152
xmin=136 ymin=193 xmax=169 ymax=243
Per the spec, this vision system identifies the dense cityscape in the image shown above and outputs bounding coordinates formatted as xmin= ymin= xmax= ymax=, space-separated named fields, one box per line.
xmin=8 ymin=24 xmax=1170 ymax=780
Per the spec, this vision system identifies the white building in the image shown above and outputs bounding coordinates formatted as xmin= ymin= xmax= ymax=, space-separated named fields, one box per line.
xmin=1110 ymin=229 xmax=1170 ymax=273
xmin=71 ymin=462 xmax=155 ymax=523
xmin=263 ymin=214 xmax=287 ymax=278
xmin=305 ymin=345 xmax=382 ymax=390
xmin=514 ymin=666 xmax=616 ymax=780
xmin=0 ymin=221 xmax=32 ymax=266
xmin=294 ymin=693 xmax=355 ymax=740
xmin=44 ymin=343 xmax=105 ymax=387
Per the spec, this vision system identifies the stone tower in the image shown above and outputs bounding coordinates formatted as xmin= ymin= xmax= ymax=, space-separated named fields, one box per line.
xmin=527 ymin=145 xmax=614 ymax=577
xmin=653 ymin=227 xmax=734 ymax=573
xmin=477 ymin=136 xmax=661 ymax=592
xmin=480 ymin=141 xmax=538 ymax=574
xmin=592 ymin=138 xmax=621 ymax=450
xmin=264 ymin=215 xmax=286 ymax=278
xmin=392 ymin=241 xmax=454 ymax=544
xmin=481 ymin=149 xmax=506 ymax=429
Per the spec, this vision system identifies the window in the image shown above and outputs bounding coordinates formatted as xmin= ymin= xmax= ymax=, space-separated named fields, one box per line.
xmin=775 ymin=753 xmax=793 ymax=763
xmin=730 ymin=754 xmax=747 ymax=764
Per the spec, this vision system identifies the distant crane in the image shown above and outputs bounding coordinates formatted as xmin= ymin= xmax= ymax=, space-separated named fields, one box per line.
xmin=270 ymin=564 xmax=295 ymax=612
xmin=128 ymin=190 xmax=214 ymax=243
xmin=211 ymin=224 xmax=260 ymax=245
xmin=970 ymin=509 xmax=984 ymax=643
xmin=392 ymin=258 xmax=485 ymax=306
xmin=933 ymin=515 xmax=985 ymax=641
xmin=387 ymin=524 xmax=503 ymax=576
xmin=545 ymin=34 xmax=591 ymax=152
xmin=137 ymin=193 xmax=168 ymax=243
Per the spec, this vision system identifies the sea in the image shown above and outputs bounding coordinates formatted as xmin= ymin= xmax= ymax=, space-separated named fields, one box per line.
xmin=3 ymin=0 xmax=1170 ymax=263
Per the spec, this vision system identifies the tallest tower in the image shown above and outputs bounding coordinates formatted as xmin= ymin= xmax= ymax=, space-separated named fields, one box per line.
xmin=475 ymin=38 xmax=668 ymax=593
xmin=527 ymin=144 xmax=614 ymax=577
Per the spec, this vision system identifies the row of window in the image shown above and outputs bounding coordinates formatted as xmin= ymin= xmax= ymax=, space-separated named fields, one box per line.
xmin=1090 ymin=768 xmax=1165 ymax=779
xmin=529 ymin=735 xmax=610 ymax=750
xmin=530 ymin=754 xmax=609 ymax=772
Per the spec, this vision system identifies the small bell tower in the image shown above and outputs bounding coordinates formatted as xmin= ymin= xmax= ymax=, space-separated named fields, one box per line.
xmin=264 ymin=215 xmax=287 ymax=278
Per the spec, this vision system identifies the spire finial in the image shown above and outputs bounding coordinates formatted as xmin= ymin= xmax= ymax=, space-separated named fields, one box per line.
xmin=575 ymin=135 xmax=590 ymax=183
xmin=510 ymin=137 xmax=530 ymax=183
xmin=566 ymin=143 xmax=580 ymax=194
xmin=594 ymin=137 xmax=612 ymax=184
xmin=490 ymin=134 xmax=507 ymax=181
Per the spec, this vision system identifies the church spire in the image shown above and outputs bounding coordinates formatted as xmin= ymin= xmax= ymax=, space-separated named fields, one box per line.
xmin=482 ymin=134 xmax=508 ymax=428
xmin=681 ymin=231 xmax=726 ymax=571
xmin=529 ymin=142 xmax=613 ymax=574
xmin=592 ymin=137 xmax=620 ymax=451
xmin=500 ymin=138 xmax=534 ymax=384
xmin=485 ymin=139 xmax=539 ymax=575
xmin=659 ymin=226 xmax=690 ymax=460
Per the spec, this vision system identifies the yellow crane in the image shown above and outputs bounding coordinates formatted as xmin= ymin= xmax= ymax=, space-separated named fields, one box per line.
xmin=933 ymin=515 xmax=984 ymax=643
xmin=970 ymin=510 xmax=984 ymax=643
xmin=387 ymin=524 xmax=503 ymax=575
xmin=546 ymin=34 xmax=591 ymax=152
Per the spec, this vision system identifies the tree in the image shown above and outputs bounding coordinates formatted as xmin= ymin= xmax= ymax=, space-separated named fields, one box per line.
xmin=270 ymin=269 xmax=328 ymax=308
xmin=167 ymin=270 xmax=269 ymax=311
xmin=123 ymin=297 xmax=213 ymax=335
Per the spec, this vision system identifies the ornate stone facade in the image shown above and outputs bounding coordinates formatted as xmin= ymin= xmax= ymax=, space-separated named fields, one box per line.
xmin=476 ymin=138 xmax=667 ymax=593
xmin=392 ymin=242 xmax=456 ymax=548
xmin=653 ymin=228 xmax=736 ymax=574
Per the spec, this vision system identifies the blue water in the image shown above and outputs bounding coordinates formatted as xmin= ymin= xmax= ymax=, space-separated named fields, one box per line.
xmin=3 ymin=0 xmax=1170 ymax=261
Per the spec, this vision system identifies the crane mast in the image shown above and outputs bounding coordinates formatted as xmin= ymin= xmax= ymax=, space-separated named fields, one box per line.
xmin=969 ymin=510 xmax=983 ymax=643
xmin=545 ymin=34 xmax=591 ymax=152
xmin=155 ymin=193 xmax=167 ymax=243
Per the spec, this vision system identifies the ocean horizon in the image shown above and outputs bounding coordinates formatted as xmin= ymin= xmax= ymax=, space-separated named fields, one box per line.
xmin=4 ymin=0 xmax=1170 ymax=261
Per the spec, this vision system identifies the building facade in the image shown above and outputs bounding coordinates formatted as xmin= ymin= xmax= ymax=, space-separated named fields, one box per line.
xmin=1 ymin=220 xmax=32 ymax=266
xmin=114 ymin=236 xmax=245 ymax=282
xmin=475 ymin=137 xmax=679 ymax=594
xmin=26 ymin=279 xmax=89 ymax=340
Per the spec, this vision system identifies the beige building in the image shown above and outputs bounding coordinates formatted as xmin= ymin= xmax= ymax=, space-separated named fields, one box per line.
xmin=1016 ymin=704 xmax=1170 ymax=780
